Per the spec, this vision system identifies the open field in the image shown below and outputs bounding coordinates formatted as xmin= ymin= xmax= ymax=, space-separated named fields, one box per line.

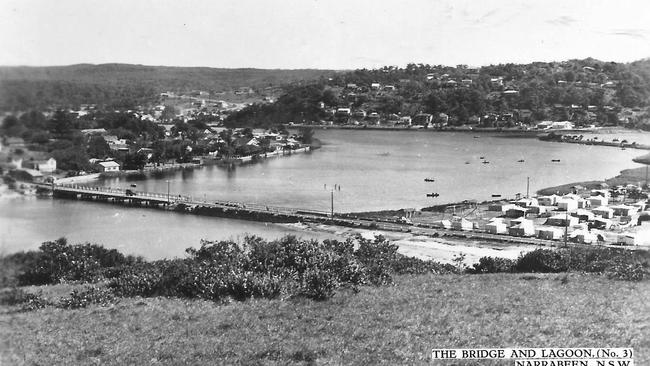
xmin=2 ymin=273 xmax=648 ymax=365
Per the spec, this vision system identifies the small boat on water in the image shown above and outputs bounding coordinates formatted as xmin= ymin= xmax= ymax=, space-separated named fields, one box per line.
xmin=424 ymin=178 xmax=435 ymax=182
xmin=479 ymin=156 xmax=485 ymax=159
xmin=378 ymin=152 xmax=390 ymax=156
xmin=482 ymin=160 xmax=490 ymax=164
xmin=517 ymin=159 xmax=525 ymax=163
xmin=130 ymin=184 xmax=137 ymax=188
xmin=465 ymin=161 xmax=470 ymax=164
xmin=551 ymin=159 xmax=561 ymax=162
xmin=426 ymin=192 xmax=440 ymax=198
xmin=491 ymin=194 xmax=502 ymax=198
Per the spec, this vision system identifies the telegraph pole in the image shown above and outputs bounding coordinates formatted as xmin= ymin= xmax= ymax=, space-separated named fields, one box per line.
xmin=331 ymin=190 xmax=334 ymax=219
xmin=526 ymin=176 xmax=530 ymax=198
xmin=564 ymin=207 xmax=569 ymax=248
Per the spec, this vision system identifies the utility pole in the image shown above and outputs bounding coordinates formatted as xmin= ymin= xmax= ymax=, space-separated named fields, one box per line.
xmin=564 ymin=207 xmax=569 ymax=248
xmin=526 ymin=176 xmax=530 ymax=198
xmin=331 ymin=190 xmax=334 ymax=219
xmin=166 ymin=180 xmax=170 ymax=203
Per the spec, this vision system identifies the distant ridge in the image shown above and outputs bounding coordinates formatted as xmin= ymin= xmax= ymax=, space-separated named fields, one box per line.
xmin=0 ymin=63 xmax=336 ymax=85
xmin=0 ymin=63 xmax=337 ymax=110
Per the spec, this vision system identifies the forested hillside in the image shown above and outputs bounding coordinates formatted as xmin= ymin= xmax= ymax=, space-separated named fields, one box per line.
xmin=226 ymin=58 xmax=650 ymax=128
xmin=0 ymin=64 xmax=337 ymax=110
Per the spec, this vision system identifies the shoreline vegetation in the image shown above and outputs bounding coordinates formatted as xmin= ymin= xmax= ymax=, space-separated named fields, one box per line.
xmin=292 ymin=123 xmax=650 ymax=150
xmin=48 ymin=143 xmax=316 ymax=184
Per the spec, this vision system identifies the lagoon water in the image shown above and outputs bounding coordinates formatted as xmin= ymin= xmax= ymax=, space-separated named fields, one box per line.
xmin=1 ymin=129 xmax=645 ymax=259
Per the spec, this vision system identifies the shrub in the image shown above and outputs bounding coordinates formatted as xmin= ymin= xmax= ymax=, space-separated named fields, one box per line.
xmin=226 ymin=271 xmax=287 ymax=300
xmin=0 ymin=251 xmax=42 ymax=287
xmin=14 ymin=235 xmax=456 ymax=303
xmin=481 ymin=247 xmax=650 ymax=281
xmin=391 ymin=255 xmax=457 ymax=275
xmin=469 ymin=257 xmax=516 ymax=274
xmin=300 ymin=267 xmax=339 ymax=300
xmin=16 ymin=238 xmax=144 ymax=286
xmin=110 ymin=262 xmax=165 ymax=297
xmin=0 ymin=288 xmax=51 ymax=311
xmin=514 ymin=249 xmax=571 ymax=273
xmin=606 ymin=263 xmax=646 ymax=281
xmin=58 ymin=286 xmax=115 ymax=309
xmin=355 ymin=236 xmax=399 ymax=286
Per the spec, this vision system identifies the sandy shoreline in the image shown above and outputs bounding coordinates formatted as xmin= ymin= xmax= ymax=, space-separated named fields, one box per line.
xmin=294 ymin=222 xmax=539 ymax=265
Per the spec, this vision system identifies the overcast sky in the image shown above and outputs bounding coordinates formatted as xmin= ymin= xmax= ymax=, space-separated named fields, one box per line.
xmin=1 ymin=0 xmax=649 ymax=69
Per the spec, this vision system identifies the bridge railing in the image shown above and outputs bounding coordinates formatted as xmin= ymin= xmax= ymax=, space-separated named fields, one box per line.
xmin=53 ymin=184 xmax=330 ymax=214
xmin=54 ymin=184 xmax=193 ymax=202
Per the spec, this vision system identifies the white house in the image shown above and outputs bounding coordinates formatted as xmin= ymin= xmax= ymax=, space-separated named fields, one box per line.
xmin=505 ymin=206 xmax=528 ymax=218
xmin=488 ymin=203 xmax=517 ymax=212
xmin=590 ymin=189 xmax=610 ymax=199
xmin=562 ymin=194 xmax=589 ymax=208
xmin=617 ymin=231 xmax=650 ymax=246
xmin=545 ymin=214 xmax=579 ymax=227
xmin=589 ymin=196 xmax=608 ymax=207
xmin=335 ymin=108 xmax=351 ymax=116
xmin=485 ymin=219 xmax=508 ymax=234
xmin=592 ymin=206 xmax=615 ymax=219
xmin=556 ymin=198 xmax=578 ymax=211
xmin=399 ymin=116 xmax=412 ymax=125
xmin=537 ymin=195 xmax=559 ymax=206
xmin=432 ymin=220 xmax=451 ymax=229
xmin=592 ymin=217 xmax=613 ymax=230
xmin=570 ymin=229 xmax=598 ymax=244
xmin=526 ymin=205 xmax=547 ymax=215
xmin=451 ymin=218 xmax=473 ymax=231
xmin=549 ymin=121 xmax=574 ymax=130
xmin=24 ymin=157 xmax=57 ymax=173
xmin=571 ymin=209 xmax=595 ymax=222
xmin=97 ymin=161 xmax=120 ymax=172
xmin=515 ymin=198 xmax=539 ymax=207
xmin=610 ymin=205 xmax=639 ymax=217
xmin=536 ymin=227 xmax=564 ymax=240
xmin=508 ymin=219 xmax=535 ymax=237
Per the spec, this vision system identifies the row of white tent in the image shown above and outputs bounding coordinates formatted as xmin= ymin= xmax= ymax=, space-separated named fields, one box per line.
xmin=432 ymin=217 xmax=650 ymax=245
xmin=489 ymin=193 xmax=646 ymax=222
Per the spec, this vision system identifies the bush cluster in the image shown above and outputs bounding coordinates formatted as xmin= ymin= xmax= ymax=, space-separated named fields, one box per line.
xmin=4 ymin=235 xmax=453 ymax=303
xmin=0 ymin=288 xmax=51 ymax=311
xmin=0 ymin=286 xmax=116 ymax=312
xmin=58 ymin=286 xmax=116 ymax=309
xmin=110 ymin=235 xmax=452 ymax=301
xmin=470 ymin=247 xmax=649 ymax=281
xmin=15 ymin=238 xmax=143 ymax=286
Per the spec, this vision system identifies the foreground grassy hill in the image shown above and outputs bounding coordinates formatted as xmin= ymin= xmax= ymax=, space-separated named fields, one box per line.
xmin=1 ymin=273 xmax=648 ymax=365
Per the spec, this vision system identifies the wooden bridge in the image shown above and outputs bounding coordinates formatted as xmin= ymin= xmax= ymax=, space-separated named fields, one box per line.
xmin=42 ymin=183 xmax=598 ymax=249
xmin=49 ymin=183 xmax=334 ymax=223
